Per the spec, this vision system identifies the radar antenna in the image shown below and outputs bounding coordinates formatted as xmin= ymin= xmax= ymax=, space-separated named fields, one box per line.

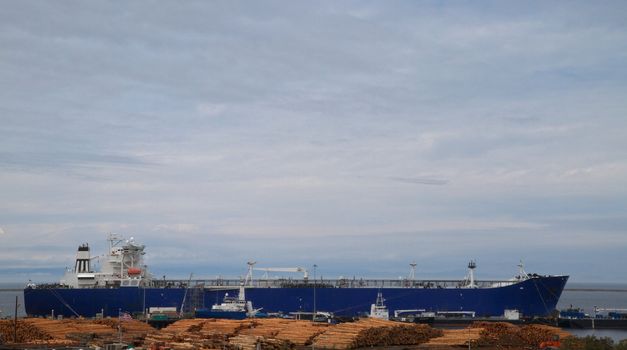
xmin=466 ymin=260 xmax=477 ymax=288
xmin=245 ymin=261 xmax=256 ymax=286
xmin=409 ymin=261 xmax=417 ymax=281
xmin=517 ymin=260 xmax=529 ymax=280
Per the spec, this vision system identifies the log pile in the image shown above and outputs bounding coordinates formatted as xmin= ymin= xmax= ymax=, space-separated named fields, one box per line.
xmin=146 ymin=319 xmax=296 ymax=350
xmin=198 ymin=319 xmax=254 ymax=348
xmin=7 ymin=317 xmax=573 ymax=350
xmin=226 ymin=334 xmax=258 ymax=349
xmin=93 ymin=318 xmax=156 ymax=335
xmin=152 ymin=318 xmax=447 ymax=349
xmin=24 ymin=318 xmax=115 ymax=338
xmin=273 ymin=320 xmax=328 ymax=345
xmin=145 ymin=319 xmax=253 ymax=350
xmin=235 ymin=318 xmax=327 ymax=346
xmin=228 ymin=334 xmax=291 ymax=350
xmin=531 ymin=324 xmax=572 ymax=340
xmin=312 ymin=318 xmax=442 ymax=349
xmin=238 ymin=318 xmax=289 ymax=338
xmin=200 ymin=319 xmax=254 ymax=337
xmin=425 ymin=327 xmax=483 ymax=346
xmin=162 ymin=319 xmax=206 ymax=333
xmin=145 ymin=318 xmax=441 ymax=350
xmin=471 ymin=322 xmax=570 ymax=348
xmin=0 ymin=318 xmax=157 ymax=346
xmin=0 ymin=320 xmax=53 ymax=344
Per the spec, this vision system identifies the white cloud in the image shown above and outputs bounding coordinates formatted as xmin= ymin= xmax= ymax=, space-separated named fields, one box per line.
xmin=196 ymin=103 xmax=226 ymax=117
xmin=0 ymin=1 xmax=626 ymax=282
xmin=152 ymin=224 xmax=200 ymax=233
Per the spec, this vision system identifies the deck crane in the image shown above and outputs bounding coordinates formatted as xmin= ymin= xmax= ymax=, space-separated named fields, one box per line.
xmin=253 ymin=267 xmax=309 ymax=280
xmin=244 ymin=261 xmax=309 ymax=286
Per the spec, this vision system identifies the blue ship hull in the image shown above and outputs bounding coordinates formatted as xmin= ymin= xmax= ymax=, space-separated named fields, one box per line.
xmin=24 ymin=276 xmax=567 ymax=318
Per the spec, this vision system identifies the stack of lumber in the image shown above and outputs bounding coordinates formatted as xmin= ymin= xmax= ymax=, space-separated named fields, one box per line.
xmin=273 ymin=320 xmax=329 ymax=346
xmin=92 ymin=318 xmax=156 ymax=335
xmin=226 ymin=334 xmax=258 ymax=350
xmin=238 ymin=318 xmax=289 ymax=337
xmin=312 ymin=318 xmax=442 ymax=349
xmin=146 ymin=320 xmax=200 ymax=349
xmin=531 ymin=324 xmax=572 ymax=340
xmin=162 ymin=319 xmax=206 ymax=333
xmin=0 ymin=318 xmax=149 ymax=346
xmin=150 ymin=318 xmax=406 ymax=349
xmin=145 ymin=319 xmax=255 ymax=350
xmin=0 ymin=320 xmax=53 ymax=344
xmin=89 ymin=320 xmax=155 ymax=348
xmin=200 ymin=319 xmax=254 ymax=337
xmin=425 ymin=328 xmax=483 ymax=346
xmin=25 ymin=318 xmax=115 ymax=338
xmin=143 ymin=333 xmax=187 ymax=348
xmin=29 ymin=318 xmax=156 ymax=347
xmin=197 ymin=319 xmax=252 ymax=348
xmin=235 ymin=319 xmax=328 ymax=346
xmin=471 ymin=322 xmax=570 ymax=348
xmin=228 ymin=334 xmax=291 ymax=350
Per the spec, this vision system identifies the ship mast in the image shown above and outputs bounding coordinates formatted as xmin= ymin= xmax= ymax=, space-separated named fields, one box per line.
xmin=466 ymin=260 xmax=477 ymax=288
xmin=517 ymin=260 xmax=529 ymax=280
xmin=245 ymin=261 xmax=256 ymax=286
xmin=409 ymin=261 xmax=417 ymax=281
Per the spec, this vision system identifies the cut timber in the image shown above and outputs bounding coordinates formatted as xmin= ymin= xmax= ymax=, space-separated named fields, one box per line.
xmin=92 ymin=318 xmax=155 ymax=335
xmin=0 ymin=320 xmax=53 ymax=344
xmin=313 ymin=318 xmax=442 ymax=349
xmin=426 ymin=328 xmax=483 ymax=346
xmin=162 ymin=319 xmax=206 ymax=333
xmin=471 ymin=322 xmax=572 ymax=348
xmin=0 ymin=318 xmax=155 ymax=346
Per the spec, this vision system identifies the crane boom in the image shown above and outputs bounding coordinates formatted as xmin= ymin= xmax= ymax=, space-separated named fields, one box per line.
xmin=253 ymin=267 xmax=309 ymax=279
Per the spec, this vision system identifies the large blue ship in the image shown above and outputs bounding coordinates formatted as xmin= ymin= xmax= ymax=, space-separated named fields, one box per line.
xmin=23 ymin=235 xmax=568 ymax=319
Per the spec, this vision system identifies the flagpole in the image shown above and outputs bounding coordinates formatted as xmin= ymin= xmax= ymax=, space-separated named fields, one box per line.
xmin=14 ymin=296 xmax=18 ymax=342
xmin=118 ymin=308 xmax=122 ymax=344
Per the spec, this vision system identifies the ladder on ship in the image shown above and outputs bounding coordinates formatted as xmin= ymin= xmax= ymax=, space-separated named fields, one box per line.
xmin=181 ymin=283 xmax=205 ymax=314
xmin=187 ymin=284 xmax=205 ymax=313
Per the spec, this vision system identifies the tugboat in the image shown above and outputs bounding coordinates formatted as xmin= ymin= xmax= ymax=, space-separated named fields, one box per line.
xmin=195 ymin=284 xmax=261 ymax=319
xmin=369 ymin=291 xmax=389 ymax=320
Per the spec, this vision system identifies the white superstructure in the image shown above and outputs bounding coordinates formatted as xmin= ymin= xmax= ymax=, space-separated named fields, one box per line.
xmin=369 ymin=291 xmax=390 ymax=320
xmin=210 ymin=283 xmax=261 ymax=317
xmin=463 ymin=260 xmax=478 ymax=288
xmin=60 ymin=233 xmax=151 ymax=288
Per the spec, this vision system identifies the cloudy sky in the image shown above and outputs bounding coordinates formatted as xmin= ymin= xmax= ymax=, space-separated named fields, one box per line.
xmin=1 ymin=1 xmax=626 ymax=283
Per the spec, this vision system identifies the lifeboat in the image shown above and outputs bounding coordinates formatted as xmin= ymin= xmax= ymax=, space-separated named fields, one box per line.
xmin=127 ymin=267 xmax=142 ymax=275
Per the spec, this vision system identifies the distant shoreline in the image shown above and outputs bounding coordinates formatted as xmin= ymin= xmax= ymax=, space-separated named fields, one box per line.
xmin=565 ymin=288 xmax=627 ymax=292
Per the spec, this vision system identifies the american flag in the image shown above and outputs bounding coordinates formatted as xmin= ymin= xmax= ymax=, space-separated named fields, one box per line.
xmin=118 ymin=311 xmax=132 ymax=321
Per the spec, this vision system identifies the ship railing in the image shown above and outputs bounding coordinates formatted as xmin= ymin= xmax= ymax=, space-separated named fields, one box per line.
xmin=149 ymin=278 xmax=517 ymax=289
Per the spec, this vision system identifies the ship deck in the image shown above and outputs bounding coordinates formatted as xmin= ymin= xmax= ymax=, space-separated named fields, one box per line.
xmin=150 ymin=277 xmax=523 ymax=289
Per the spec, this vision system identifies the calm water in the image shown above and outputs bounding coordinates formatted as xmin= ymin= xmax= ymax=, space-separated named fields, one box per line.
xmin=557 ymin=282 xmax=627 ymax=341
xmin=558 ymin=282 xmax=627 ymax=312
xmin=0 ymin=283 xmax=26 ymax=318
xmin=2 ymin=281 xmax=627 ymax=340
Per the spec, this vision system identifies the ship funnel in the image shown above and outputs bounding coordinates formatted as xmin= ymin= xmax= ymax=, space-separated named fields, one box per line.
xmin=75 ymin=243 xmax=91 ymax=273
